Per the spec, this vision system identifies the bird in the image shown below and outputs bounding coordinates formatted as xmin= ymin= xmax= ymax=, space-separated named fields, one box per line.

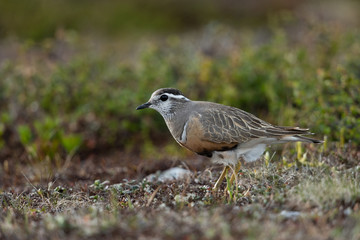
xmin=136 ymin=88 xmax=322 ymax=190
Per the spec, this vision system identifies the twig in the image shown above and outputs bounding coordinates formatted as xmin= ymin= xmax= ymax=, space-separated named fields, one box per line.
xmin=146 ymin=185 xmax=161 ymax=207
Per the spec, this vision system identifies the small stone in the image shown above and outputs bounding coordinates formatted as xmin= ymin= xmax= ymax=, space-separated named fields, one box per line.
xmin=146 ymin=167 xmax=192 ymax=183
xmin=279 ymin=210 xmax=301 ymax=220
xmin=344 ymin=207 xmax=352 ymax=216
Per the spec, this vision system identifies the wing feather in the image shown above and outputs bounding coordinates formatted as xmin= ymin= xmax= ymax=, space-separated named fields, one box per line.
xmin=195 ymin=103 xmax=313 ymax=144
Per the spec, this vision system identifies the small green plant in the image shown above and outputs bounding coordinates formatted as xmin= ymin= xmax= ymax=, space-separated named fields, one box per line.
xmin=61 ymin=134 xmax=83 ymax=154
xmin=225 ymin=175 xmax=235 ymax=204
xmin=16 ymin=118 xmax=83 ymax=163
xmin=90 ymin=179 xmax=110 ymax=191
xmin=17 ymin=125 xmax=32 ymax=145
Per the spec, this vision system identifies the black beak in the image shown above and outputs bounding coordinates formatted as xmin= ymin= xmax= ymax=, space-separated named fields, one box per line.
xmin=136 ymin=102 xmax=151 ymax=110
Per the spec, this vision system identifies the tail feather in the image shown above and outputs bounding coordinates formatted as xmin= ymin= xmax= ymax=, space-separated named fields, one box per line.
xmin=281 ymin=135 xmax=323 ymax=144
xmin=279 ymin=126 xmax=310 ymax=132
xmin=294 ymin=135 xmax=323 ymax=144
xmin=266 ymin=126 xmax=311 ymax=136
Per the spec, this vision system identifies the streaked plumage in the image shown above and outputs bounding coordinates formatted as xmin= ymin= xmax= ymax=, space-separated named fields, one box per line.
xmin=136 ymin=88 xmax=322 ymax=188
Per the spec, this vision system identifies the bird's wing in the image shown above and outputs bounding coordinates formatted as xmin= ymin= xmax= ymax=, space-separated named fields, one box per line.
xmin=196 ymin=104 xmax=311 ymax=144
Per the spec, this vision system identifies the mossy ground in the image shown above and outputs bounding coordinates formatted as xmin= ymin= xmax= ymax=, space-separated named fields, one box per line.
xmin=1 ymin=143 xmax=360 ymax=239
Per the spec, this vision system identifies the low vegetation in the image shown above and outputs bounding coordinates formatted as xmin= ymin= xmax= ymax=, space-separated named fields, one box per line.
xmin=1 ymin=143 xmax=359 ymax=239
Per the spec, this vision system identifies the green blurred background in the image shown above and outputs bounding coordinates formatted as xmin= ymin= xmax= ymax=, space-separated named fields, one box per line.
xmin=0 ymin=0 xmax=359 ymax=163
xmin=0 ymin=0 xmax=317 ymax=39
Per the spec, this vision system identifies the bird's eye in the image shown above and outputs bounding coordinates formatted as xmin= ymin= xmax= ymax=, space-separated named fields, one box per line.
xmin=160 ymin=95 xmax=168 ymax=101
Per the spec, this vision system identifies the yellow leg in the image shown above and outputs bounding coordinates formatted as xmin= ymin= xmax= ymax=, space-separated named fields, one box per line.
xmin=213 ymin=166 xmax=229 ymax=190
xmin=229 ymin=162 xmax=241 ymax=185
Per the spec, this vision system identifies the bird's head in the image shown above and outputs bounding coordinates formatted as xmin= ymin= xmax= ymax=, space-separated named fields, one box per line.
xmin=136 ymin=88 xmax=190 ymax=119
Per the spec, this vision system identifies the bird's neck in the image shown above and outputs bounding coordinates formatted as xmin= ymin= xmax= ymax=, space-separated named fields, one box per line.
xmin=162 ymin=101 xmax=191 ymax=140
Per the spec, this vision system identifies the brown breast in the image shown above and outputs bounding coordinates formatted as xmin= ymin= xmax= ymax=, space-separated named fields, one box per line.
xmin=180 ymin=113 xmax=238 ymax=156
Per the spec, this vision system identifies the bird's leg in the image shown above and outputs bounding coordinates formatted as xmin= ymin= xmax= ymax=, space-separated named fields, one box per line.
xmin=213 ymin=166 xmax=229 ymax=190
xmin=229 ymin=162 xmax=241 ymax=185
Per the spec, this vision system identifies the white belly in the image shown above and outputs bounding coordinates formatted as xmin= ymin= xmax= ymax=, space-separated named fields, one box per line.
xmin=211 ymin=141 xmax=267 ymax=166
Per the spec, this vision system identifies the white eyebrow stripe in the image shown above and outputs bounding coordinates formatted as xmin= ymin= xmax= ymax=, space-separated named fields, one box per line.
xmin=165 ymin=93 xmax=190 ymax=101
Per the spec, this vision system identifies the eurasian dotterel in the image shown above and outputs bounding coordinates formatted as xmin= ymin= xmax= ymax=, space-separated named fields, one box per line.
xmin=136 ymin=88 xmax=322 ymax=189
